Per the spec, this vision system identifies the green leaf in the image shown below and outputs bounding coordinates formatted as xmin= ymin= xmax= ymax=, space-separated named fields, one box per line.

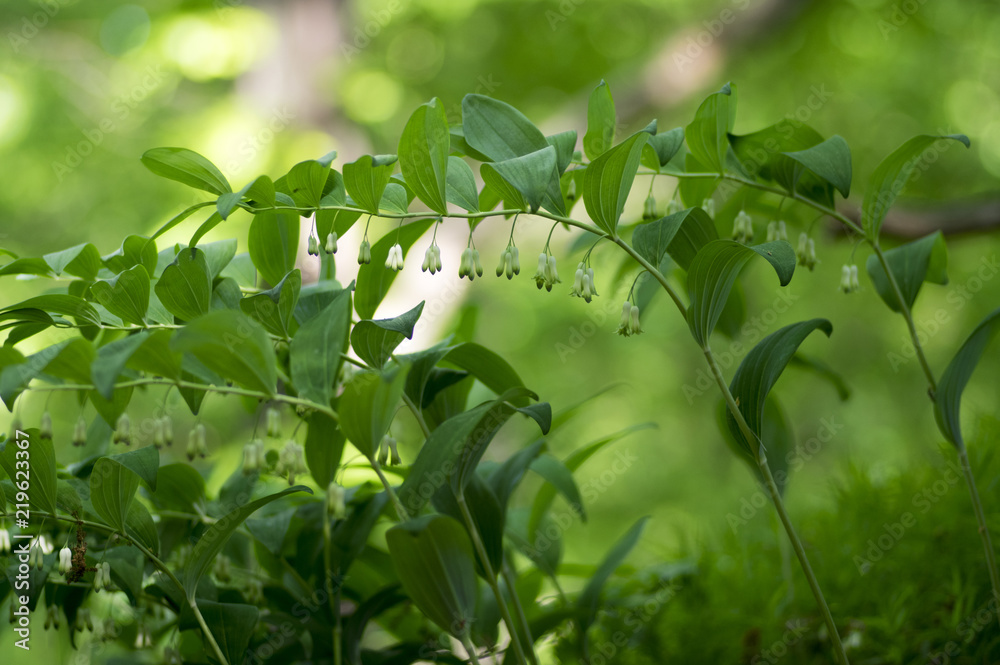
xmin=687 ymin=240 xmax=796 ymax=346
xmin=104 ymin=235 xmax=158 ymax=276
xmin=0 ymin=257 xmax=52 ymax=278
xmin=546 ymin=130 xmax=578 ymax=174
xmin=218 ymin=175 xmax=269 ymax=219
xmin=379 ymin=182 xmax=411 ymax=214
xmin=685 ymin=82 xmax=735 ymax=174
xmin=584 ymin=80 xmax=616 ymax=160
xmin=127 ymin=329 xmax=182 ymax=381
xmin=149 ymin=201 xmax=217 ymax=241
xmin=481 ymin=146 xmax=559 ymax=213
xmin=199 ymin=238 xmax=238 ymax=279
xmin=865 ymin=231 xmax=949 ymax=313
xmin=125 ymin=500 xmax=159 ymax=554
xmin=183 ymin=486 xmax=310 ymax=598
xmin=0 ymin=295 xmax=101 ymax=327
xmin=240 ymin=269 xmax=301 ymax=337
xmin=90 ymin=456 xmax=141 ymax=533
xmin=577 ymin=516 xmax=649 ymax=632
xmin=355 ymin=219 xmax=434 ymax=319
xmin=171 ymin=310 xmax=278 ymax=396
xmin=583 ymin=131 xmax=649 ymax=237
xmin=286 ymin=159 xmax=331 ymax=210
xmin=154 ymin=248 xmax=212 ymax=321
xmin=726 ymin=319 xmax=834 ymax=458
xmin=432 ymin=474 xmax=505 ymax=578
xmin=446 ymin=157 xmax=480 ymax=212
xmin=461 ymin=94 xmax=549 ymax=162
xmin=399 ymin=98 xmax=450 ymax=214
xmin=338 ymin=368 xmax=407 ymax=460
xmin=934 ymin=307 xmax=1000 ymax=449
xmin=290 ymin=287 xmax=352 ymax=406
xmin=443 ymin=342 xmax=528 ymax=406
xmin=91 ymin=265 xmax=150 ymax=326
xmin=677 ymin=153 xmax=720 ymax=208
xmin=150 ymin=463 xmax=205 ymax=513
xmin=248 ymin=211 xmax=300 ymax=287
xmin=44 ymin=243 xmax=102 ymax=280
xmin=631 ymin=206 xmax=718 ymax=271
xmin=642 ymin=127 xmax=685 ymax=170
xmin=386 ymin=514 xmax=478 ymax=638
xmin=784 ymin=135 xmax=852 ymax=198
xmin=485 ymin=440 xmax=546 ymax=514
xmin=92 ymin=331 xmax=150 ymax=399
xmin=343 ymin=154 xmax=398 ymax=214
xmin=141 ymin=147 xmax=231 ymax=195
xmin=728 ymin=120 xmax=829 ymax=203
xmin=197 ymin=601 xmax=259 ymax=665
xmin=304 ymin=410 xmax=344 ymax=488
xmin=862 ymin=134 xmax=970 ymax=240
xmin=107 ymin=445 xmax=159 ymax=491
xmin=351 ymin=301 xmax=424 ymax=369
xmin=103 ymin=547 xmax=144 ymax=604
xmin=189 ymin=212 xmax=226 ymax=248
xmin=0 ymin=431 xmax=57 ymax=513
xmin=530 ymin=453 xmax=586 ymax=521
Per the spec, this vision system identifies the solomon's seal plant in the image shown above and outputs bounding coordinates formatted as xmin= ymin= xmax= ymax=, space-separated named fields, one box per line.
xmin=0 ymin=80 xmax=995 ymax=665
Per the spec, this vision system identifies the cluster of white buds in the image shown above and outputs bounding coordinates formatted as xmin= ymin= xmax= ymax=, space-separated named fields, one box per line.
xmin=496 ymin=246 xmax=520 ymax=279
xmin=112 ymin=413 xmax=130 ymax=445
xmin=325 ymin=232 xmax=338 ymax=254
xmin=242 ymin=439 xmax=265 ymax=475
xmin=213 ymin=554 xmax=232 ymax=583
xmin=421 ymin=242 xmax=443 ymax=274
xmin=532 ymin=252 xmax=561 ymax=291
xmin=458 ymin=247 xmax=484 ymax=281
xmin=570 ymin=262 xmax=598 ymax=303
xmin=702 ymin=198 xmax=716 ymax=219
xmin=617 ymin=302 xmax=644 ymax=337
xmin=39 ymin=412 xmax=52 ymax=439
xmin=38 ymin=534 xmax=53 ymax=555
xmin=186 ymin=424 xmax=208 ymax=461
xmin=73 ymin=609 xmax=94 ymax=633
xmin=0 ymin=529 xmax=10 ymax=555
xmin=58 ymin=546 xmax=73 ymax=575
xmin=277 ymin=440 xmax=307 ymax=485
xmin=134 ymin=626 xmax=152 ymax=649
xmin=385 ymin=243 xmax=404 ymax=271
xmin=307 ymin=233 xmax=321 ymax=256
xmin=29 ymin=542 xmax=44 ymax=569
xmin=796 ymin=233 xmax=817 ymax=270
xmin=642 ymin=194 xmax=657 ymax=220
xmin=93 ymin=562 xmax=112 ymax=591
xmin=72 ymin=416 xmax=87 ymax=447
xmin=326 ymin=481 xmax=346 ymax=519
xmin=266 ymin=407 xmax=281 ymax=438
xmin=358 ymin=239 xmax=372 ymax=265
xmin=153 ymin=416 xmax=173 ymax=449
xmin=44 ymin=605 xmax=59 ymax=631
xmin=839 ymin=264 xmax=860 ymax=294
xmin=377 ymin=434 xmax=401 ymax=466
xmin=731 ymin=210 xmax=754 ymax=244
xmin=666 ymin=198 xmax=683 ymax=215
xmin=766 ymin=220 xmax=788 ymax=242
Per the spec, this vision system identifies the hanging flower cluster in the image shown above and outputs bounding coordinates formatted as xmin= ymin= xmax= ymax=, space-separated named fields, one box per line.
xmin=840 ymin=264 xmax=860 ymax=294
xmin=617 ymin=301 xmax=644 ymax=337
xmin=797 ymin=233 xmax=817 ymax=270
xmin=570 ymin=261 xmax=598 ymax=303
xmin=385 ymin=243 xmax=405 ymax=271
xmin=731 ymin=210 xmax=754 ymax=244
xmin=532 ymin=252 xmax=561 ymax=291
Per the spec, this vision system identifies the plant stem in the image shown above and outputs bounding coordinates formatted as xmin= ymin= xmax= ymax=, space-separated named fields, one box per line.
xmin=455 ymin=494 xmax=531 ymax=665
xmin=371 ymin=456 xmax=409 ymax=521
xmin=401 ymin=390 xmax=431 ymax=438
xmin=461 ymin=634 xmax=484 ymax=665
xmin=702 ymin=349 xmax=849 ymax=665
xmin=323 ymin=517 xmax=343 ymax=665
xmin=957 ymin=446 xmax=1000 ymax=625
xmin=501 ymin=563 xmax=538 ymax=665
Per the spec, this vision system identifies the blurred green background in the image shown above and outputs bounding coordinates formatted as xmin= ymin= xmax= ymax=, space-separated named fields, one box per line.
xmin=2 ymin=0 xmax=1000 ymax=662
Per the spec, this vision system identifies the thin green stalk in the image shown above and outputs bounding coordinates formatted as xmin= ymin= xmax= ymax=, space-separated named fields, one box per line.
xmin=461 ymin=634 xmax=484 ymax=665
xmin=702 ymin=349 xmax=849 ymax=665
xmin=323 ymin=517 xmax=343 ymax=665
xmin=957 ymin=446 xmax=1000 ymax=626
xmin=371 ymin=457 xmax=409 ymax=521
xmin=501 ymin=563 xmax=538 ymax=665
xmin=455 ymin=495 xmax=531 ymax=665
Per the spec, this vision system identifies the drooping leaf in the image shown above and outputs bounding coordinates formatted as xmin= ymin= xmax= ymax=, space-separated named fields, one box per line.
xmin=728 ymin=120 xmax=830 ymax=205
xmin=92 ymin=331 xmax=150 ymax=399
xmin=583 ymin=131 xmax=649 ymax=237
xmin=398 ymin=98 xmax=450 ymax=214
xmin=171 ymin=310 xmax=278 ymax=396
xmin=149 ymin=201 xmax=217 ymax=241
xmin=90 ymin=456 xmax=142 ymax=534
xmin=290 ymin=287 xmax=352 ymax=406
xmin=443 ymin=342 xmax=528 ymax=406
xmin=0 ymin=295 xmax=101 ymax=327
xmin=432 ymin=473 xmax=505 ymax=578
xmin=240 ymin=269 xmax=301 ymax=337
xmin=351 ymin=301 xmax=424 ymax=369
xmin=304 ymin=410 xmax=344 ymax=489
xmin=338 ymin=368 xmax=408 ymax=460
xmin=577 ymin=516 xmax=649 ymax=632
xmin=197 ymin=601 xmax=260 ymax=665
xmin=631 ymin=206 xmax=719 ymax=271
xmin=286 ymin=159 xmax=331 ymax=210
xmin=354 ymin=219 xmax=434 ymax=319
xmin=91 ymin=265 xmax=150 ymax=326
xmin=862 ymin=134 xmax=970 ymax=240
xmin=485 ymin=440 xmax=546 ymax=513
xmin=386 ymin=514 xmax=478 ymax=638
xmin=546 ymin=130 xmax=577 ymax=175
xmin=530 ymin=453 xmax=586 ymax=521
xmin=343 ymin=154 xmax=398 ymax=214
xmin=934 ymin=307 xmax=1000 ymax=449
xmin=481 ymin=146 xmax=560 ymax=214
xmin=446 ymin=156 xmax=480 ymax=212
xmin=248 ymin=211 xmax=300 ymax=287
xmin=44 ymin=243 xmax=102 ymax=280
xmin=784 ymin=135 xmax=852 ymax=198
xmin=104 ymin=235 xmax=159 ymax=276
xmin=461 ymin=94 xmax=548 ymax=162
xmin=141 ymin=147 xmax=231 ymax=195
xmin=726 ymin=319 xmax=834 ymax=459
xmin=687 ymin=240 xmax=796 ymax=346
xmin=642 ymin=127 xmax=685 ymax=170
xmin=183 ymin=486 xmax=311 ymax=598
xmin=684 ymin=82 xmax=735 ymax=174
xmin=584 ymin=80 xmax=616 ymax=160
xmin=154 ymin=248 xmax=212 ymax=322
xmin=865 ymin=231 xmax=948 ymax=313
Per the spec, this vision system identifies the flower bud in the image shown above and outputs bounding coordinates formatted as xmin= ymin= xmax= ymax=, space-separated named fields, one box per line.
xmin=358 ymin=239 xmax=372 ymax=265
xmin=59 ymin=546 xmax=73 ymax=575
xmin=666 ymin=198 xmax=683 ymax=215
xmin=849 ymin=264 xmax=860 ymax=291
xmin=113 ymin=413 xmax=130 ymax=445
xmin=30 ymin=542 xmax=44 ymax=569
xmin=39 ymin=534 xmax=53 ymax=554
xmin=459 ymin=247 xmax=471 ymax=278
xmin=186 ymin=429 xmax=198 ymax=461
xmin=307 ymin=234 xmax=320 ymax=256
xmin=388 ymin=437 xmax=401 ymax=466
xmin=325 ymin=232 xmax=338 ymax=255
xmin=266 ymin=407 xmax=281 ymax=438
xmin=587 ymin=267 xmax=598 ymax=297
xmin=510 ymin=246 xmax=520 ymax=276
xmin=243 ymin=439 xmax=263 ymax=475
xmin=629 ymin=304 xmax=643 ymax=335
xmin=732 ymin=210 xmax=753 ymax=244
xmin=0 ymin=529 xmax=10 ymax=555
xmin=546 ymin=254 xmax=560 ymax=289
xmin=617 ymin=301 xmax=632 ymax=335
xmin=796 ymin=233 xmax=817 ymax=270
xmin=496 ymin=250 xmax=508 ymax=278
xmin=702 ymin=198 xmax=716 ymax=220
xmin=161 ymin=416 xmax=173 ymax=446
xmin=195 ymin=423 xmax=208 ymax=458
xmin=39 ymin=412 xmax=52 ymax=439
xmin=472 ymin=249 xmax=484 ymax=277
xmin=73 ymin=416 xmax=87 ymax=447
xmin=643 ymin=194 xmax=657 ymax=220
xmin=377 ymin=435 xmax=391 ymax=466
xmin=566 ymin=178 xmax=577 ymax=201
xmin=326 ymin=481 xmax=346 ymax=519
xmin=153 ymin=418 xmax=165 ymax=449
